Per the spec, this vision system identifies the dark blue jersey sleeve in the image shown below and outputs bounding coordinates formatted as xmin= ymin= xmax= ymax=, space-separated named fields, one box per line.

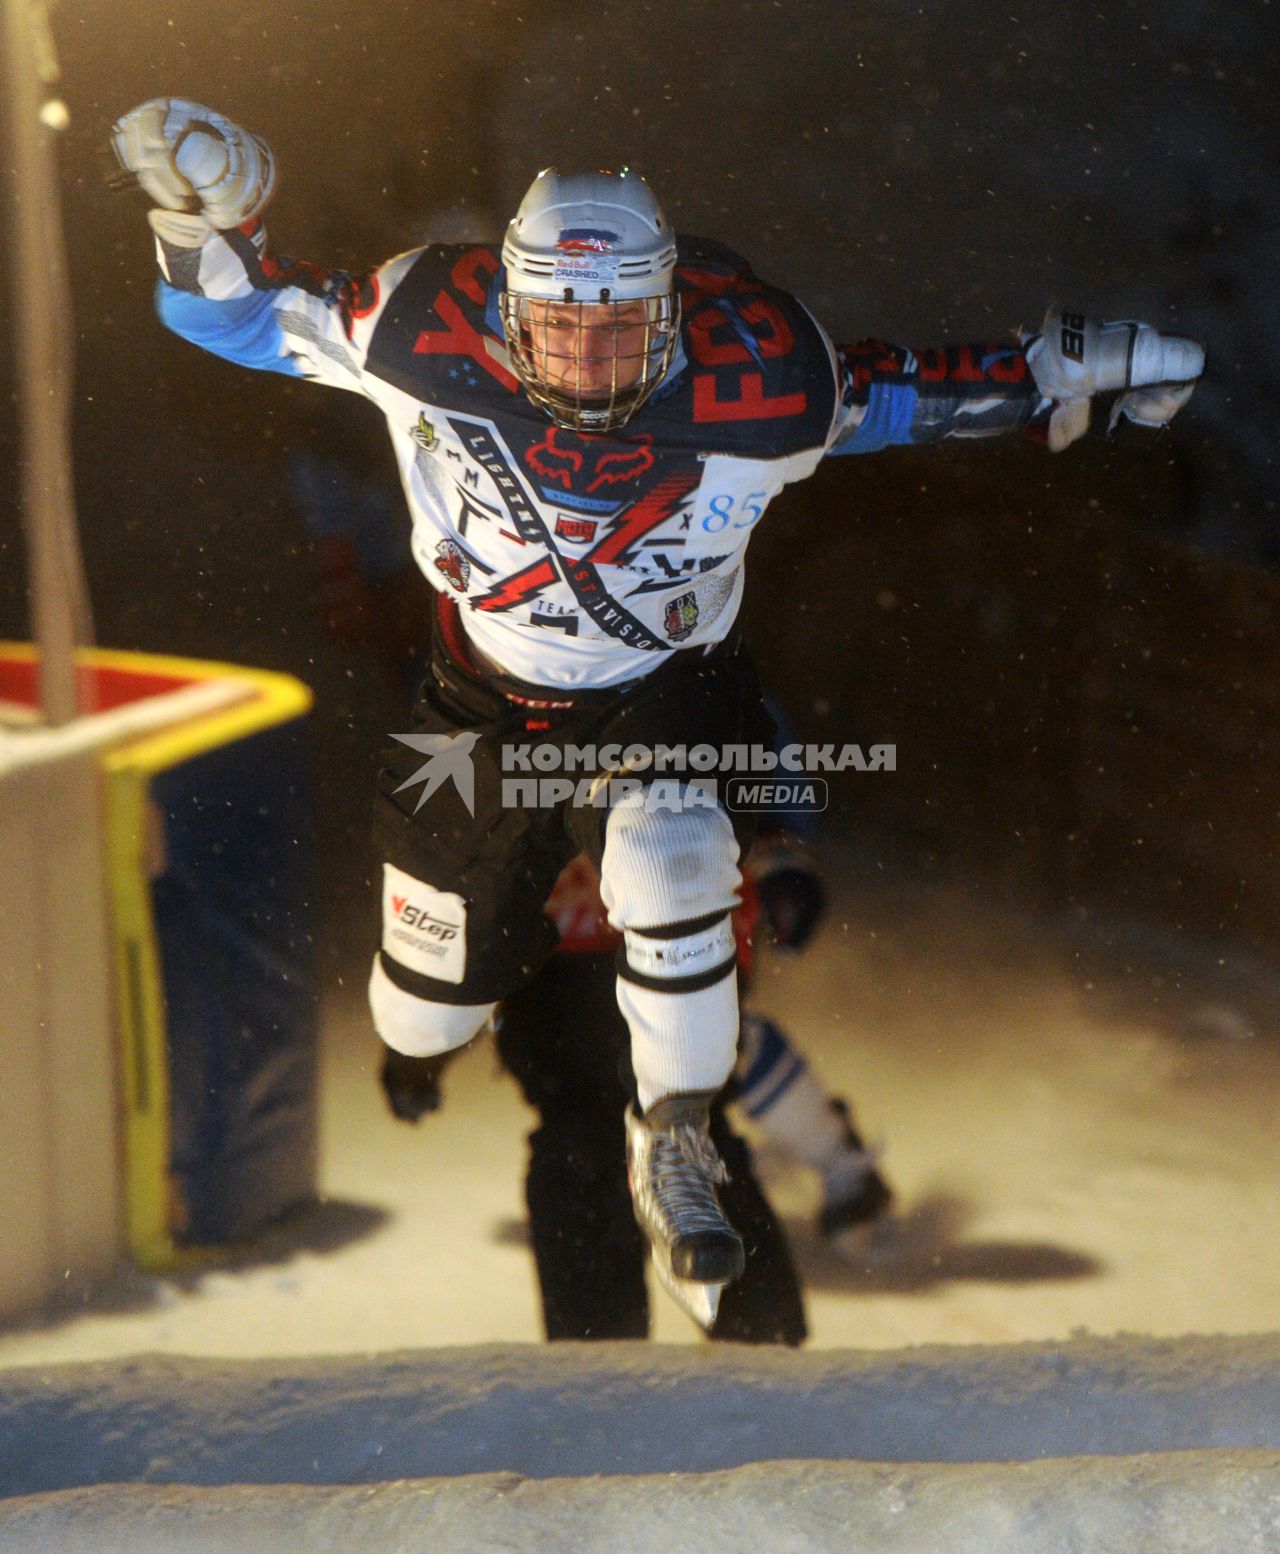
xmin=828 ymin=339 xmax=1046 ymax=455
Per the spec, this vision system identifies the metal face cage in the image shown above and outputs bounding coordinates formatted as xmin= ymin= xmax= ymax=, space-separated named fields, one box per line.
xmin=500 ymin=292 xmax=680 ymax=433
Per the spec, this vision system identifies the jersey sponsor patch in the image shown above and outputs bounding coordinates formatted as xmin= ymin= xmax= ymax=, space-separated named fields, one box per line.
xmin=555 ymin=514 xmax=598 ymax=544
xmin=664 ymin=590 xmax=698 ymax=641
xmin=448 ymin=416 xmax=682 ymax=651
xmin=525 ymin=426 xmax=656 ymax=504
xmin=382 ymin=863 xmax=467 ymax=984
xmin=434 ymin=538 xmax=472 ymax=592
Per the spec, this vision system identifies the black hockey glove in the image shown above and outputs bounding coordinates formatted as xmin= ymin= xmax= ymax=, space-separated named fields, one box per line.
xmin=379 ymin=1046 xmax=450 ymax=1123
xmin=757 ymin=865 xmax=827 ymax=951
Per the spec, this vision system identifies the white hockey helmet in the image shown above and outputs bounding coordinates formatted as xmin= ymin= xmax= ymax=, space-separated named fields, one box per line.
xmin=500 ymin=167 xmax=681 ymax=432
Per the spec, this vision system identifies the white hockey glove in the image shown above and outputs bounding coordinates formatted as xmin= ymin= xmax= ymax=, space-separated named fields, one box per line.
xmin=1021 ymin=308 xmax=1205 ymax=452
xmin=109 ymin=98 xmax=275 ymax=231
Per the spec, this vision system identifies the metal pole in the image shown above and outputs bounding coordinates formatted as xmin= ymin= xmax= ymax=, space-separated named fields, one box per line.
xmin=2 ymin=0 xmax=93 ymax=724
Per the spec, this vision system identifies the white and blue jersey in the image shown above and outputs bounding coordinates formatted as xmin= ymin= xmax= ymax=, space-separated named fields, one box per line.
xmin=153 ymin=220 xmax=1045 ymax=689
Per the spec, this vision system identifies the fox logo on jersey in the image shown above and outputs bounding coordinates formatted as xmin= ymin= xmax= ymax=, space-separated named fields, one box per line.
xmin=525 ymin=427 xmax=656 ymax=499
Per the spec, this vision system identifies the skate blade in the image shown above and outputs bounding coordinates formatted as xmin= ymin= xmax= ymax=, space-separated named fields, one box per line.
xmin=650 ymin=1250 xmax=723 ymax=1331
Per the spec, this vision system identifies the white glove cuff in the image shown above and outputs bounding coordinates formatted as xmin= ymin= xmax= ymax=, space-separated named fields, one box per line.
xmin=147 ymin=207 xmax=214 ymax=249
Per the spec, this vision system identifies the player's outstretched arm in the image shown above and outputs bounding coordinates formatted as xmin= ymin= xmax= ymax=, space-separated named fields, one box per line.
xmin=110 ymin=98 xmax=398 ymax=390
xmin=828 ymin=312 xmax=1203 ymax=456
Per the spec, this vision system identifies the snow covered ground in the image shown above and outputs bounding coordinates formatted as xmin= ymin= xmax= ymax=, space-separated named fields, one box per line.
xmin=2 ymin=855 xmax=1277 ymax=1363
xmin=2 ymin=1336 xmax=1280 ymax=1551
xmin=6 ymin=1448 xmax=1279 ymax=1554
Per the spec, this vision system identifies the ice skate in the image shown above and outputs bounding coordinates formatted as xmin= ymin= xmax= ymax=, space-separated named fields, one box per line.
xmin=819 ymin=1099 xmax=894 ymax=1255
xmin=625 ymin=1094 xmax=745 ymax=1326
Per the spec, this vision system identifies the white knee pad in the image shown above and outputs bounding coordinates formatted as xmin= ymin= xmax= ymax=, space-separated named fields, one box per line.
xmin=600 ymin=791 xmax=742 ymax=1109
xmin=368 ymin=956 xmax=495 ymax=1057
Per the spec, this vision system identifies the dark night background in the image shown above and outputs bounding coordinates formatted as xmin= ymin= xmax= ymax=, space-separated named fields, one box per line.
xmin=2 ymin=0 xmax=1277 ymax=992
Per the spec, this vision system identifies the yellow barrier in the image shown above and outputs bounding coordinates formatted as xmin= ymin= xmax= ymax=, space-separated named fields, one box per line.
xmin=102 ymin=654 xmax=311 ymax=1268
xmin=0 ymin=644 xmax=311 ymax=1270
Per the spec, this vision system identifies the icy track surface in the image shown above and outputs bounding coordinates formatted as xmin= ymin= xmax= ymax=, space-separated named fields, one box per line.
xmin=3 ymin=869 xmax=1279 ymax=1361
xmin=2 ymin=1339 xmax=1279 ymax=1552
xmin=5 ymin=1337 xmax=1280 ymax=1490
xmin=5 ymin=1454 xmax=1280 ymax=1554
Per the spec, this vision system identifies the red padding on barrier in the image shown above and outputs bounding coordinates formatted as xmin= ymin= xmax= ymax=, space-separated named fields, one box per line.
xmin=0 ymin=658 xmax=196 ymax=712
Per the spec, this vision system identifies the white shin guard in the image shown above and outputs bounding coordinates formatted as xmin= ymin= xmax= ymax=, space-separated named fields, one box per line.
xmin=368 ymin=956 xmax=495 ymax=1057
xmin=600 ymin=793 xmax=743 ymax=1111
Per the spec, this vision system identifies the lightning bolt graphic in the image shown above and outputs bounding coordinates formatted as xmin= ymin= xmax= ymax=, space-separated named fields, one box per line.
xmin=472 ymin=557 xmax=558 ymax=613
xmin=586 ymin=470 xmax=700 ymax=567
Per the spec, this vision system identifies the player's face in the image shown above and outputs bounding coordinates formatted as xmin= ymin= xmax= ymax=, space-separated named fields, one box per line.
xmin=522 ymin=299 xmax=653 ymax=400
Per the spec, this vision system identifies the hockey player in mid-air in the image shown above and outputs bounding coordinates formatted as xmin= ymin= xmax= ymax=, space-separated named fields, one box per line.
xmin=110 ymin=98 xmax=1204 ymax=1327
